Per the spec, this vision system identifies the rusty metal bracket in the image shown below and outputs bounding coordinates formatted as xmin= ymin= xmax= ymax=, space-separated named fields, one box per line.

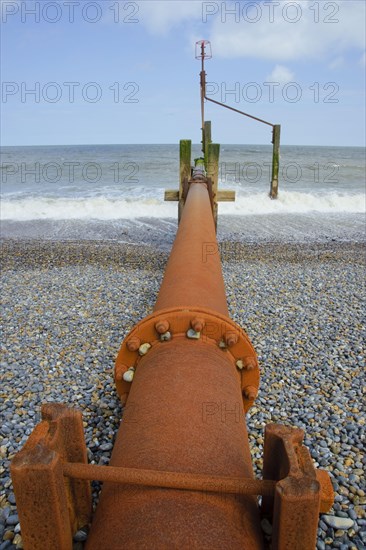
xmin=10 ymin=404 xmax=92 ymax=550
xmin=11 ymin=406 xmax=334 ymax=550
xmin=262 ymin=423 xmax=334 ymax=550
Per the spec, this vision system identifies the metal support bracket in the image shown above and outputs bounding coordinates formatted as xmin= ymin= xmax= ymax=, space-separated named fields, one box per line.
xmin=11 ymin=407 xmax=334 ymax=550
xmin=262 ymin=423 xmax=334 ymax=550
xmin=10 ymin=404 xmax=92 ymax=550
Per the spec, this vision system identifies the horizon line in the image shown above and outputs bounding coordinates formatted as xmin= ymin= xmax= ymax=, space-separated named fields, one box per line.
xmin=1 ymin=143 xmax=364 ymax=148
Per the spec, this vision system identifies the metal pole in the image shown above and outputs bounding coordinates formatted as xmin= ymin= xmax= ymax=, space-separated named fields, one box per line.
xmin=200 ymin=42 xmax=206 ymax=154
xmin=205 ymin=96 xmax=274 ymax=128
xmin=62 ymin=462 xmax=276 ymax=497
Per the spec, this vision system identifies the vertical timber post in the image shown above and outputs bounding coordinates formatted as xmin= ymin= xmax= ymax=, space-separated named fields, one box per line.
xmin=270 ymin=124 xmax=281 ymax=199
xmin=179 ymin=139 xmax=191 ymax=223
xmin=207 ymin=142 xmax=220 ymax=230
xmin=203 ymin=120 xmax=212 ymax=166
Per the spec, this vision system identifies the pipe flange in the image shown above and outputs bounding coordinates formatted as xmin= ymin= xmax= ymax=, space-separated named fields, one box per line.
xmin=115 ymin=306 xmax=259 ymax=412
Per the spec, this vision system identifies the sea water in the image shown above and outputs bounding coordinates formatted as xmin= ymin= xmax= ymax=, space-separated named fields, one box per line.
xmin=1 ymin=144 xmax=365 ymax=243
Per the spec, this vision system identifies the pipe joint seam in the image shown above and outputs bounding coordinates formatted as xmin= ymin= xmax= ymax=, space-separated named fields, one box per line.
xmin=116 ymin=306 xmax=259 ymax=412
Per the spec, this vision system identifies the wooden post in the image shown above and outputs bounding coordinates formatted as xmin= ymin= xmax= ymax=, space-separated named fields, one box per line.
xmin=270 ymin=124 xmax=281 ymax=199
xmin=207 ymin=143 xmax=220 ymax=230
xmin=179 ymin=140 xmax=191 ymax=223
xmin=203 ymin=121 xmax=212 ymax=168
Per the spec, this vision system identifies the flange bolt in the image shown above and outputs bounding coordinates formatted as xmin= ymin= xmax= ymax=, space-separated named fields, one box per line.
xmin=155 ymin=320 xmax=170 ymax=334
xmin=126 ymin=337 xmax=141 ymax=352
xmin=224 ymin=331 xmax=238 ymax=348
xmin=243 ymin=385 xmax=257 ymax=400
xmin=191 ymin=317 xmax=205 ymax=333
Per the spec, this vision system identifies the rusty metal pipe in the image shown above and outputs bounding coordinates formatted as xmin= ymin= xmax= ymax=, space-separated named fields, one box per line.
xmin=86 ymin=181 xmax=264 ymax=549
xmin=87 ymin=339 xmax=263 ymax=549
xmin=154 ymin=181 xmax=228 ymax=316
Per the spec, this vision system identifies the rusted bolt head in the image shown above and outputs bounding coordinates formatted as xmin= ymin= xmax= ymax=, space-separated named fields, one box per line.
xmin=243 ymin=357 xmax=257 ymax=371
xmin=191 ymin=317 xmax=205 ymax=333
xmin=224 ymin=331 xmax=239 ymax=348
xmin=243 ymin=385 xmax=257 ymax=401
xmin=155 ymin=320 xmax=170 ymax=334
xmin=126 ymin=336 xmax=141 ymax=352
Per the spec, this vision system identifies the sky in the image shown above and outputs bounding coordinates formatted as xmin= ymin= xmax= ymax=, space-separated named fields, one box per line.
xmin=1 ymin=0 xmax=365 ymax=146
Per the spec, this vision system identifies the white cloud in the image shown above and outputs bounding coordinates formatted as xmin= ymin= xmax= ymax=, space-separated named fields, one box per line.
xmin=328 ymin=57 xmax=344 ymax=70
xmin=138 ymin=1 xmax=203 ymax=35
xmin=209 ymin=1 xmax=366 ymax=61
xmin=266 ymin=65 xmax=294 ymax=84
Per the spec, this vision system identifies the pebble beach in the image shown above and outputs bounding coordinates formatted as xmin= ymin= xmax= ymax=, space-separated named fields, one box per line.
xmin=0 ymin=236 xmax=365 ymax=550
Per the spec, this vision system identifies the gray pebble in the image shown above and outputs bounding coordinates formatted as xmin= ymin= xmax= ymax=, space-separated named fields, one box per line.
xmin=73 ymin=528 xmax=88 ymax=542
xmin=1 ymin=239 xmax=365 ymax=549
xmin=5 ymin=516 xmax=18 ymax=527
xmin=261 ymin=518 xmax=272 ymax=536
xmin=323 ymin=515 xmax=354 ymax=530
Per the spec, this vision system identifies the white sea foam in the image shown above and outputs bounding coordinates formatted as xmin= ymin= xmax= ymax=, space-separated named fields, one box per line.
xmin=0 ymin=191 xmax=365 ymax=221
xmin=220 ymin=190 xmax=366 ymax=215
xmin=0 ymin=196 xmax=177 ymax=220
